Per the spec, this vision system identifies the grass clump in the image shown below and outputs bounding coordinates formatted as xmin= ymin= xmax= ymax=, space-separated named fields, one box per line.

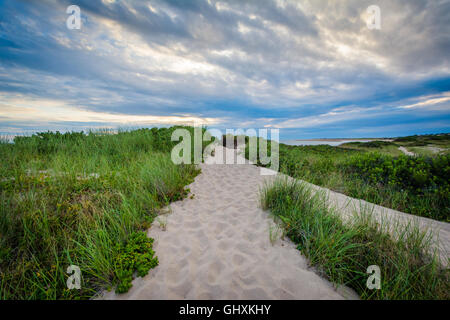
xmin=261 ymin=178 xmax=449 ymax=299
xmin=0 ymin=126 xmax=208 ymax=299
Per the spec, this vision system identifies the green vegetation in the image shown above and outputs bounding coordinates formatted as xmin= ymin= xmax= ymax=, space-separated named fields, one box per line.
xmin=342 ymin=152 xmax=449 ymax=222
xmin=221 ymin=134 xmax=238 ymax=149
xmin=114 ymin=232 xmax=158 ymax=294
xmin=408 ymin=146 xmax=448 ymax=157
xmin=340 ymin=134 xmax=450 ymax=157
xmin=261 ymin=178 xmax=449 ymax=299
xmin=340 ymin=140 xmax=402 ymax=156
xmin=222 ymin=134 xmax=249 ymax=149
xmin=351 ymin=141 xmax=395 ymax=148
xmin=394 ymin=133 xmax=450 ymax=156
xmin=0 ymin=127 xmax=206 ymax=299
xmin=246 ymin=138 xmax=449 ymax=222
xmin=394 ymin=133 xmax=450 ymax=146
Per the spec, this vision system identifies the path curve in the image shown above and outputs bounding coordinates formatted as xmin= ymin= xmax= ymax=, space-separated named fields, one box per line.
xmin=399 ymin=146 xmax=416 ymax=156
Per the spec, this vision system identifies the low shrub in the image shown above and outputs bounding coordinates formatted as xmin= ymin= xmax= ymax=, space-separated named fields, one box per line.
xmin=114 ymin=232 xmax=158 ymax=294
xmin=342 ymin=153 xmax=449 ymax=221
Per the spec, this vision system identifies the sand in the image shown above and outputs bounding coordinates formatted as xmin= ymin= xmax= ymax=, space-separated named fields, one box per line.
xmin=99 ymin=144 xmax=449 ymax=300
xmin=99 ymin=145 xmax=354 ymax=300
xmin=399 ymin=146 xmax=416 ymax=156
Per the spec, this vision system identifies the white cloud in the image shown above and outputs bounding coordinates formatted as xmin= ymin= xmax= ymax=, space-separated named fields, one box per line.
xmin=397 ymin=92 xmax=450 ymax=110
xmin=274 ymin=106 xmax=368 ymax=128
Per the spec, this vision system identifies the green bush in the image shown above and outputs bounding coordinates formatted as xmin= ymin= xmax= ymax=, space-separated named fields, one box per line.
xmin=359 ymin=141 xmax=397 ymax=148
xmin=341 ymin=153 xmax=449 ymax=221
xmin=114 ymin=232 xmax=158 ymax=294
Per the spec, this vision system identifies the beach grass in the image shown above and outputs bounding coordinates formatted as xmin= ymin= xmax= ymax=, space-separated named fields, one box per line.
xmin=260 ymin=178 xmax=449 ymax=299
xmin=0 ymin=127 xmax=207 ymax=299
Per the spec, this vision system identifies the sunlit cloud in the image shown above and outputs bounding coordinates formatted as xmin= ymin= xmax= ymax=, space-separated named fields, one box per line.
xmin=0 ymin=96 xmax=220 ymax=126
xmin=398 ymin=92 xmax=450 ymax=110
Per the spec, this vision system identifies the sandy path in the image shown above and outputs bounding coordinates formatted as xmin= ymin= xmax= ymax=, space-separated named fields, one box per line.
xmin=399 ymin=146 xmax=416 ymax=156
xmin=100 ymin=146 xmax=351 ymax=300
xmin=99 ymin=144 xmax=449 ymax=300
xmin=427 ymin=146 xmax=444 ymax=154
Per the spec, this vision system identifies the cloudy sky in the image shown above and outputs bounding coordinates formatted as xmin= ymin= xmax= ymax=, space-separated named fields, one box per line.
xmin=1 ymin=0 xmax=449 ymax=139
